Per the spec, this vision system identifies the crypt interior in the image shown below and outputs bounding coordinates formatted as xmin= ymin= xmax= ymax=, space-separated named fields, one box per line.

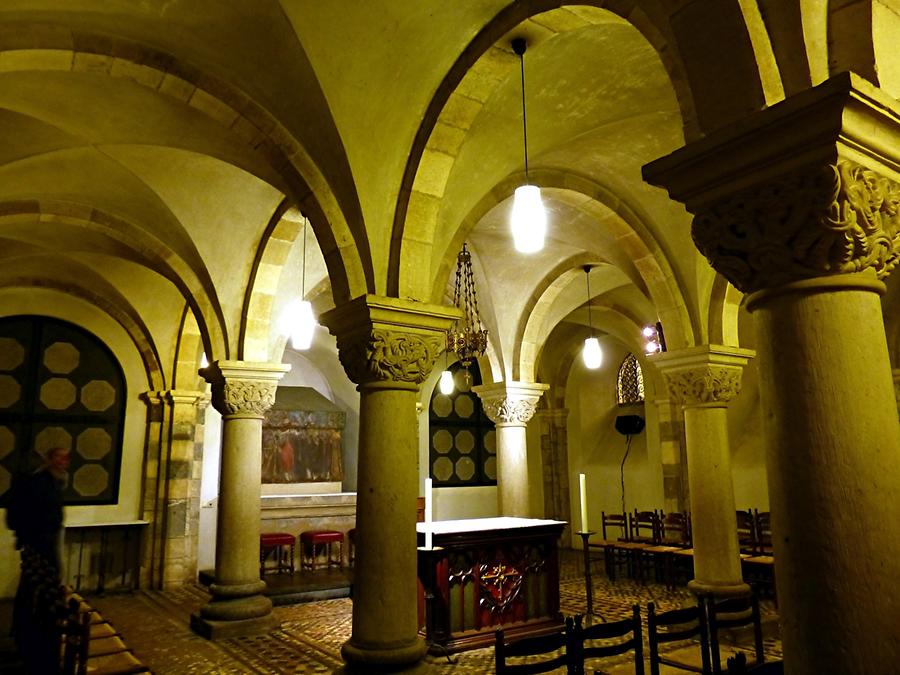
xmin=1 ymin=2 xmax=900 ymax=674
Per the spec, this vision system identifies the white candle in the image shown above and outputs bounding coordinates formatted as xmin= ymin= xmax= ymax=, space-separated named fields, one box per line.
xmin=425 ymin=477 xmax=433 ymax=549
xmin=579 ymin=473 xmax=588 ymax=533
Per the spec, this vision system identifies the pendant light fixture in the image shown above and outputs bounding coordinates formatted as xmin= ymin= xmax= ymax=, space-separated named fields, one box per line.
xmin=582 ymin=265 xmax=602 ymax=369
xmin=510 ymin=37 xmax=546 ymax=254
xmin=290 ymin=214 xmax=317 ymax=350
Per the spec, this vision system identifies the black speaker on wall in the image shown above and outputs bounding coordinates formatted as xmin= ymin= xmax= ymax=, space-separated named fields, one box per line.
xmin=615 ymin=414 xmax=645 ymax=436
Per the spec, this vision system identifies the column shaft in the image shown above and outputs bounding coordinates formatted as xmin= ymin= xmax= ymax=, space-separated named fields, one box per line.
xmin=682 ymin=406 xmax=743 ymax=593
xmin=215 ymin=414 xmax=264 ymax=584
xmin=496 ymin=424 xmax=529 ymax=517
xmin=343 ymin=383 xmax=423 ymax=665
xmin=750 ymin=277 xmax=900 ymax=672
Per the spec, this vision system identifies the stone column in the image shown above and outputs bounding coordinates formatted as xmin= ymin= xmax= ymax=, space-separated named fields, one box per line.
xmin=535 ymin=408 xmax=570 ymax=525
xmin=644 ymin=72 xmax=900 ymax=673
xmin=654 ymin=346 xmax=753 ymax=597
xmin=473 ymin=382 xmax=548 ymax=518
xmin=160 ymin=390 xmax=207 ymax=588
xmin=139 ymin=390 xmax=165 ymax=590
xmin=190 ymin=361 xmax=288 ymax=640
xmin=655 ymin=397 xmax=689 ymax=513
xmin=320 ymin=295 xmax=458 ymax=673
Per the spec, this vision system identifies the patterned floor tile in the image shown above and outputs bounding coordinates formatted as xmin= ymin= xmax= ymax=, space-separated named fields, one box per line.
xmin=89 ymin=551 xmax=781 ymax=674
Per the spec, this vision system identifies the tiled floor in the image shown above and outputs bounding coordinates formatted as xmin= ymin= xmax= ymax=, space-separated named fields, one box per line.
xmin=85 ymin=553 xmax=781 ymax=674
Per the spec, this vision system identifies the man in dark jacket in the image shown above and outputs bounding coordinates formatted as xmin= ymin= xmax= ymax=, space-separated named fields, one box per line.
xmin=6 ymin=446 xmax=69 ymax=674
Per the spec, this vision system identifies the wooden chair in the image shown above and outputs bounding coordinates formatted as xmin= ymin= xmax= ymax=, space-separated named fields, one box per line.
xmin=736 ymin=510 xmax=757 ymax=554
xmin=596 ymin=512 xmax=629 ymax=581
xmin=753 ymin=511 xmax=772 ymax=555
xmin=629 ymin=510 xmax=660 ymax=544
xmin=495 ymin=620 xmax=572 ymax=674
xmin=643 ymin=512 xmax=691 ymax=586
xmin=626 ymin=510 xmax=661 ymax=582
xmin=647 ymin=601 xmax=711 ymax=675
xmin=705 ymin=594 xmax=764 ymax=675
xmin=573 ymin=605 xmax=644 ymax=675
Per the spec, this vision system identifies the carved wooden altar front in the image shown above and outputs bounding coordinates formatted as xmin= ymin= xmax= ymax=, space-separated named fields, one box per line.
xmin=416 ymin=517 xmax=565 ymax=652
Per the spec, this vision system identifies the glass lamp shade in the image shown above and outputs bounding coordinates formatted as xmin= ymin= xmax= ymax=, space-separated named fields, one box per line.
xmin=582 ymin=336 xmax=602 ymax=369
xmin=290 ymin=299 xmax=317 ymax=350
xmin=439 ymin=369 xmax=455 ymax=395
xmin=511 ymin=184 xmax=546 ymax=253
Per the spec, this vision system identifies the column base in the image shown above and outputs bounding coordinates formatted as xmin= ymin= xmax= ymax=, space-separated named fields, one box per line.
xmin=688 ymin=578 xmax=751 ymax=598
xmin=339 ymin=636 xmax=427 ymax=673
xmin=190 ymin=611 xmax=279 ymax=640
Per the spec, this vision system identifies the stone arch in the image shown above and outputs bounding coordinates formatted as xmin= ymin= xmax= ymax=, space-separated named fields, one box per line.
xmin=0 ymin=272 xmax=164 ymax=392
xmin=242 ymin=198 xmax=340 ymax=362
xmin=0 ymin=28 xmax=370 ymax=305
xmin=390 ymin=0 xmax=769 ymax=301
xmin=0 ymin=201 xmax=229 ymax=362
xmin=172 ymin=306 xmax=205 ymax=392
xmin=443 ymin=170 xmax=697 ymax=352
xmin=708 ymin=273 xmax=744 ymax=347
xmin=826 ymin=0 xmax=900 ymax=99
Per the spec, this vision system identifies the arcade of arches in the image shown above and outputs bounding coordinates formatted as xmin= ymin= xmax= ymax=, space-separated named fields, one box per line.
xmin=2 ymin=2 xmax=900 ymax=673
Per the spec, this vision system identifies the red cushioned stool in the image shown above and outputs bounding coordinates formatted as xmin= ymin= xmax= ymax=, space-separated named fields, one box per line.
xmin=260 ymin=532 xmax=295 ymax=576
xmin=300 ymin=530 xmax=344 ymax=571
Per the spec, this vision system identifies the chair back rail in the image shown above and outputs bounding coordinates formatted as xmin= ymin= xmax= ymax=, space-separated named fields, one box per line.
xmin=648 ymin=601 xmax=710 ymax=675
xmin=706 ymin=594 xmax=764 ymax=675
xmin=736 ymin=510 xmax=756 ymax=553
xmin=629 ymin=510 xmax=660 ymax=544
xmin=574 ymin=605 xmax=644 ymax=674
xmin=601 ymin=512 xmax=628 ymax=541
xmin=495 ymin=625 xmax=570 ymax=674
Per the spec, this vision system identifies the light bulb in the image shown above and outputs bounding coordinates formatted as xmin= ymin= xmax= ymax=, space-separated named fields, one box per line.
xmin=291 ymin=300 xmax=316 ymax=350
xmin=642 ymin=325 xmax=656 ymax=338
xmin=439 ymin=370 xmax=454 ymax=395
xmin=200 ymin=352 xmax=209 ymax=369
xmin=583 ymin=336 xmax=602 ymax=369
xmin=510 ymin=185 xmax=546 ymax=253
xmin=645 ymin=341 xmax=659 ymax=354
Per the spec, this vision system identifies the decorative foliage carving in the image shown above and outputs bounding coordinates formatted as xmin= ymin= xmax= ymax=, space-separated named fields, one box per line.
xmin=480 ymin=397 xmax=539 ymax=425
xmin=339 ymin=329 xmax=443 ymax=386
xmin=218 ymin=379 xmax=278 ymax=416
xmin=692 ymin=160 xmax=900 ymax=293
xmin=664 ymin=366 xmax=742 ymax=406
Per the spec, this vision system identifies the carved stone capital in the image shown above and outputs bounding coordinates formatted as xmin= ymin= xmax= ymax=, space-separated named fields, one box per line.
xmin=652 ymin=346 xmax=754 ymax=408
xmin=200 ymin=361 xmax=290 ymax=417
xmin=338 ymin=328 xmax=444 ymax=386
xmin=692 ymin=160 xmax=900 ymax=293
xmin=320 ymin=295 xmax=460 ymax=388
xmin=644 ymin=72 xmax=900 ymax=294
xmin=473 ymin=382 xmax=549 ymax=425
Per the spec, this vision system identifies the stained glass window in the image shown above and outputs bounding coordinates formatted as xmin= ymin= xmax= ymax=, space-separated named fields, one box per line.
xmin=616 ymin=353 xmax=645 ymax=405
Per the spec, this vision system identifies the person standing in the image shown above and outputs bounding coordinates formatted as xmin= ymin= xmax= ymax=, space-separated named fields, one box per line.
xmin=5 ymin=446 xmax=70 ymax=674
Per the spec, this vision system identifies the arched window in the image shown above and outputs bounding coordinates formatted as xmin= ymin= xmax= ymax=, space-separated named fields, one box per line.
xmin=616 ymin=353 xmax=645 ymax=405
xmin=428 ymin=361 xmax=496 ymax=487
xmin=0 ymin=316 xmax=127 ymax=505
